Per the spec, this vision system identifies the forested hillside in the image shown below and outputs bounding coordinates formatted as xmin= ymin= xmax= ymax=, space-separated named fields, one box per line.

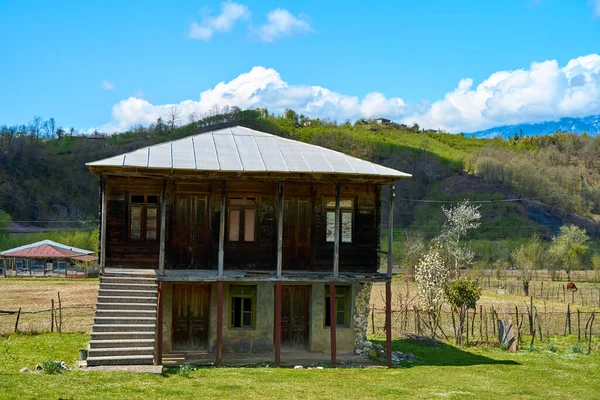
xmin=1 ymin=109 xmax=600 ymax=263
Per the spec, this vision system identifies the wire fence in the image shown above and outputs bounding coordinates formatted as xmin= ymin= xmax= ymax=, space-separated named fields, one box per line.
xmin=0 ymin=302 xmax=95 ymax=334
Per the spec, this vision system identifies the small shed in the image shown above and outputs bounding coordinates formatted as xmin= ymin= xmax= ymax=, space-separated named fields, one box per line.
xmin=1 ymin=240 xmax=98 ymax=277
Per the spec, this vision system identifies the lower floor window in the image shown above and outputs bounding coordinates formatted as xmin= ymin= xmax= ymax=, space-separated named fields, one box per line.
xmin=325 ymin=286 xmax=350 ymax=327
xmin=230 ymin=285 xmax=256 ymax=329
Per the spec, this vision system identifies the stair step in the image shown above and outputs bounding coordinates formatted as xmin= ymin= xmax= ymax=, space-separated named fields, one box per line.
xmin=86 ymin=354 xmax=154 ymax=366
xmin=102 ymin=276 xmax=157 ymax=284
xmin=96 ymin=309 xmax=157 ymax=315
xmin=100 ymin=283 xmax=158 ymax=291
xmin=91 ymin=332 xmax=156 ymax=340
xmin=90 ymin=339 xmax=155 ymax=348
xmin=92 ymin=324 xmax=156 ymax=332
xmin=96 ymin=302 xmax=157 ymax=310
xmin=95 ymin=317 xmax=157 ymax=325
xmin=97 ymin=296 xmax=158 ymax=304
xmin=88 ymin=347 xmax=155 ymax=357
xmin=99 ymin=289 xmax=157 ymax=297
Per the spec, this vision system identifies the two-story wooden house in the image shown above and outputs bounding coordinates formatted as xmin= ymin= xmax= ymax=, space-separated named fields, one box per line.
xmin=85 ymin=126 xmax=410 ymax=367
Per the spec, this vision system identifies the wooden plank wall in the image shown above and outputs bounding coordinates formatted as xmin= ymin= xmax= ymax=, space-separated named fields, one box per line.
xmin=104 ymin=177 xmax=380 ymax=272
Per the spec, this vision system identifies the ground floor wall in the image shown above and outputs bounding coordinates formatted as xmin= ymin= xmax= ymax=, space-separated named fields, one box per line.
xmin=160 ymin=280 xmax=372 ymax=355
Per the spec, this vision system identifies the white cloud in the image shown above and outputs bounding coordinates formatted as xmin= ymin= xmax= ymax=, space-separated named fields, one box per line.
xmin=255 ymin=9 xmax=313 ymax=42
xmin=95 ymin=54 xmax=600 ymax=134
xmin=188 ymin=1 xmax=250 ymax=40
xmin=101 ymin=80 xmax=115 ymax=91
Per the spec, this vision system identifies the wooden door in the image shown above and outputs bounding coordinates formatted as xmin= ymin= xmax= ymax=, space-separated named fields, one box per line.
xmin=174 ymin=195 xmax=208 ymax=268
xmin=280 ymin=285 xmax=310 ymax=349
xmin=172 ymin=284 xmax=210 ymax=351
xmin=283 ymin=198 xmax=311 ymax=269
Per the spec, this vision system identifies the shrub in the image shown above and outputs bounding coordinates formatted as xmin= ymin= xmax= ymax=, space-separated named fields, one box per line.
xmin=527 ymin=344 xmax=536 ymax=352
xmin=570 ymin=344 xmax=584 ymax=354
xmin=178 ymin=364 xmax=193 ymax=378
xmin=546 ymin=343 xmax=558 ymax=353
xmin=42 ymin=361 xmax=63 ymax=375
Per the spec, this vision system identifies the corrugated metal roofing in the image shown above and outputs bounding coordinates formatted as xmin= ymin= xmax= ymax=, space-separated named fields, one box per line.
xmin=0 ymin=240 xmax=94 ymax=257
xmin=86 ymin=126 xmax=411 ymax=179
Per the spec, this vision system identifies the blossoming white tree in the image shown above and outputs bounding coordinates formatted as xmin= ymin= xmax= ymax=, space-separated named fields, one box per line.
xmin=415 ymin=246 xmax=449 ymax=338
xmin=438 ymin=200 xmax=481 ymax=277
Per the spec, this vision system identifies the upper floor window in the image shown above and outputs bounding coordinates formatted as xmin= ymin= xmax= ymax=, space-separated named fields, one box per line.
xmin=325 ymin=199 xmax=353 ymax=243
xmin=228 ymin=197 xmax=257 ymax=243
xmin=129 ymin=194 xmax=159 ymax=242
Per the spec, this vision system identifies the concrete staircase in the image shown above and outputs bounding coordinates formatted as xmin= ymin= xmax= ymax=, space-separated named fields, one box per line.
xmin=87 ymin=271 xmax=158 ymax=366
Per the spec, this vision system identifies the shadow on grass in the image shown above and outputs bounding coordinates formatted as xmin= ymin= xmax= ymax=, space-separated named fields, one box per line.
xmin=371 ymin=338 xmax=520 ymax=367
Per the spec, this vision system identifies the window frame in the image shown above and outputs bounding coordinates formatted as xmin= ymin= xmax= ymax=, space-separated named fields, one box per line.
xmin=229 ymin=284 xmax=257 ymax=330
xmin=227 ymin=196 xmax=258 ymax=245
xmin=128 ymin=194 xmax=160 ymax=243
xmin=324 ymin=198 xmax=354 ymax=244
xmin=324 ymin=285 xmax=351 ymax=328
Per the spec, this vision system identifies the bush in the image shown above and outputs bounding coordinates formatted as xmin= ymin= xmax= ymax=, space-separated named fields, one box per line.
xmin=570 ymin=344 xmax=584 ymax=354
xmin=546 ymin=343 xmax=558 ymax=353
xmin=178 ymin=364 xmax=193 ymax=378
xmin=42 ymin=361 xmax=63 ymax=375
xmin=527 ymin=344 xmax=536 ymax=352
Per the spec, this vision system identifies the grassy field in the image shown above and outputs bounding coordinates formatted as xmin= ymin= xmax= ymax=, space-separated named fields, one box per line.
xmin=1 ymin=333 xmax=600 ymax=399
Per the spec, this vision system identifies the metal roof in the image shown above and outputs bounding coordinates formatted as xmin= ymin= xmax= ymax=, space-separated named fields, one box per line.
xmin=0 ymin=240 xmax=95 ymax=257
xmin=86 ymin=126 xmax=411 ymax=179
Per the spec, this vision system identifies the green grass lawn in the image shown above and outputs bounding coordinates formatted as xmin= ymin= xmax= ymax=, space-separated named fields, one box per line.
xmin=1 ymin=333 xmax=600 ymax=399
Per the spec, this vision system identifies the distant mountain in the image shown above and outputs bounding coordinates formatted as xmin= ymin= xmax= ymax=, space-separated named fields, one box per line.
xmin=469 ymin=115 xmax=600 ymax=139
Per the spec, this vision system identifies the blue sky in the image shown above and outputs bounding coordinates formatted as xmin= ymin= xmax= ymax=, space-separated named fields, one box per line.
xmin=1 ymin=0 xmax=599 ymax=133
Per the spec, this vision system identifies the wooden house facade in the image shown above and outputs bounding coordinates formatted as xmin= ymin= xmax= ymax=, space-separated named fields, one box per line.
xmin=85 ymin=126 xmax=410 ymax=367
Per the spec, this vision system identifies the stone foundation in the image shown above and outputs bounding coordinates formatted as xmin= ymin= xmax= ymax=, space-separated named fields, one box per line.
xmin=353 ymin=282 xmax=373 ymax=354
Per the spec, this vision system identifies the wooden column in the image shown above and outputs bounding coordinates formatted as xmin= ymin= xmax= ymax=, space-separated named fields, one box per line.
xmin=158 ymin=179 xmax=167 ymax=275
xmin=276 ymin=182 xmax=284 ymax=277
xmin=99 ymin=174 xmax=107 ymax=275
xmin=216 ymin=280 xmax=224 ymax=367
xmin=218 ymin=181 xmax=226 ymax=276
xmin=154 ymin=281 xmax=163 ymax=365
xmin=274 ymin=281 xmax=282 ymax=366
xmin=330 ymin=281 xmax=337 ymax=366
xmin=333 ymin=183 xmax=341 ymax=277
xmin=386 ymin=183 xmax=395 ymax=367
xmin=387 ymin=184 xmax=395 ymax=278
xmin=385 ymin=281 xmax=392 ymax=367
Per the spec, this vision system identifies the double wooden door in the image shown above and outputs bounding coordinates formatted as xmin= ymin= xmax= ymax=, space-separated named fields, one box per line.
xmin=172 ymin=284 xmax=210 ymax=351
xmin=280 ymin=285 xmax=311 ymax=349
xmin=283 ymin=198 xmax=311 ymax=269
xmin=174 ymin=194 xmax=208 ymax=268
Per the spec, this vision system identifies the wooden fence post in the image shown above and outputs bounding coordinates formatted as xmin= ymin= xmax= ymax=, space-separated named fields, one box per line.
xmin=51 ymin=299 xmax=54 ymax=333
xmin=577 ymin=309 xmax=581 ymax=342
xmin=588 ymin=312 xmax=595 ymax=355
xmin=14 ymin=307 xmax=21 ymax=333
xmin=371 ymin=305 xmax=375 ymax=335
xmin=57 ymin=292 xmax=62 ymax=334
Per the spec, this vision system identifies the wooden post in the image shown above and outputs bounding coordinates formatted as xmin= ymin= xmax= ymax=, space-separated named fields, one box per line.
xmin=333 ymin=183 xmax=340 ymax=278
xmin=387 ymin=185 xmax=395 ymax=278
xmin=51 ymin=299 xmax=54 ymax=333
xmin=155 ymin=281 xmax=163 ymax=365
xmin=158 ymin=179 xmax=167 ymax=275
xmin=14 ymin=307 xmax=21 ymax=333
xmin=216 ymin=281 xmax=224 ymax=367
xmin=588 ymin=312 xmax=595 ymax=355
xmin=577 ymin=308 xmax=581 ymax=342
xmin=274 ymin=281 xmax=282 ymax=366
xmin=57 ymin=292 xmax=62 ymax=334
xmin=371 ymin=305 xmax=375 ymax=335
xmin=100 ymin=174 xmax=107 ymax=275
xmin=276 ymin=182 xmax=284 ymax=277
xmin=329 ymin=281 xmax=337 ymax=366
xmin=218 ymin=181 xmax=226 ymax=276
xmin=385 ymin=281 xmax=392 ymax=366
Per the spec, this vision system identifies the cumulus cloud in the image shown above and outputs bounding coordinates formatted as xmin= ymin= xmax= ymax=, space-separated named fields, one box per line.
xmin=188 ymin=1 xmax=250 ymax=40
xmin=402 ymin=54 xmax=600 ymax=132
xmin=101 ymin=80 xmax=115 ymax=90
xmin=95 ymin=54 xmax=600 ymax=134
xmin=255 ymin=9 xmax=313 ymax=42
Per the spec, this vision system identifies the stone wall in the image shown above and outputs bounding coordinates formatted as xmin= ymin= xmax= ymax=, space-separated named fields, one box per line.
xmin=353 ymin=282 xmax=373 ymax=354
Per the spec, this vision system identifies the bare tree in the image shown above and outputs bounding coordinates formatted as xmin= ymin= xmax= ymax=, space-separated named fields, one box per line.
xmin=165 ymin=106 xmax=181 ymax=131
xmin=188 ymin=111 xmax=199 ymax=124
xmin=31 ymin=116 xmax=43 ymax=139
xmin=43 ymin=117 xmax=56 ymax=138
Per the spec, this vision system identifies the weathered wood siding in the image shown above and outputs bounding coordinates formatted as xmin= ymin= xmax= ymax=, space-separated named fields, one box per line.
xmin=104 ymin=177 xmax=381 ymax=273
